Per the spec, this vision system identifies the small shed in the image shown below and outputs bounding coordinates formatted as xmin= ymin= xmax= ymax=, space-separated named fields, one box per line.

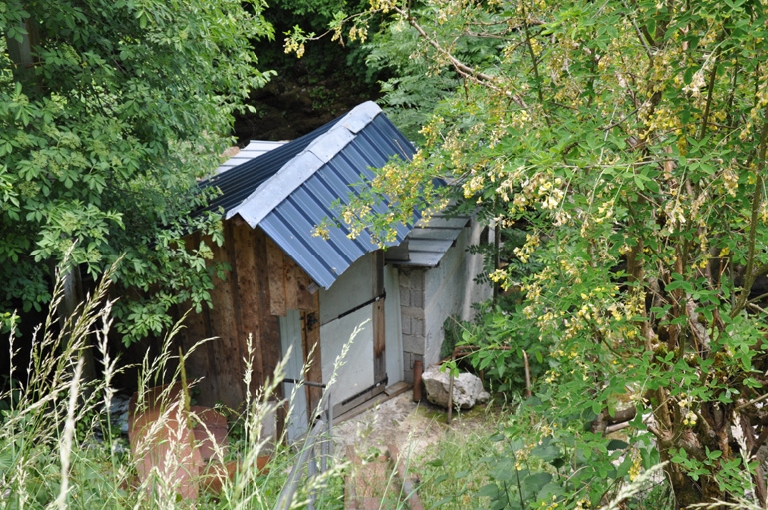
xmin=387 ymin=214 xmax=492 ymax=377
xmin=180 ymin=102 xmax=490 ymax=438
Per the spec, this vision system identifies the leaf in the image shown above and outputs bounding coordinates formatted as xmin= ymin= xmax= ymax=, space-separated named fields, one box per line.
xmin=616 ymin=456 xmax=633 ymax=478
xmin=530 ymin=443 xmax=561 ymax=462
xmin=538 ymin=481 xmax=565 ymax=501
xmin=646 ymin=18 xmax=656 ymax=37
xmin=432 ymin=474 xmax=448 ymax=485
xmin=478 ymin=483 xmax=499 ymax=498
xmin=607 ymin=439 xmax=629 ymax=451
xmin=490 ymin=458 xmax=516 ymax=481
xmin=431 ymin=496 xmax=454 ymax=506
xmin=522 ymin=472 xmax=552 ymax=493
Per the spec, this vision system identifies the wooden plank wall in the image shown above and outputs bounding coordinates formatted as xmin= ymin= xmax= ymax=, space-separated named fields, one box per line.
xmin=265 ymin=237 xmax=323 ymax=415
xmin=178 ymin=220 xmax=321 ymax=413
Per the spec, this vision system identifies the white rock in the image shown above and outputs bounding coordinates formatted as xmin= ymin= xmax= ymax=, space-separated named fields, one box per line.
xmin=422 ymin=364 xmax=490 ymax=409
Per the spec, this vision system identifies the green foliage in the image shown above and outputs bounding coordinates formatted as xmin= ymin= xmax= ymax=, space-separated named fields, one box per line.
xmin=364 ymin=14 xmax=461 ymax=142
xmin=466 ymin=306 xmax=549 ymax=394
xmin=273 ymin=0 xmax=366 ymax=28
xmin=0 ymin=0 xmax=274 ymax=342
xmin=324 ymin=0 xmax=768 ymax=505
xmin=0 ymin=263 xmax=346 ymax=509
xmin=415 ymin=400 xmax=673 ymax=510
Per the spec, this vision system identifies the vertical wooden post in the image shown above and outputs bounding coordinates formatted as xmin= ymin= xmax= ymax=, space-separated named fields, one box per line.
xmin=301 ymin=291 xmax=322 ymax=419
xmin=231 ymin=222 xmax=265 ymax=399
xmin=206 ymin=227 xmax=245 ymax=409
xmin=255 ymin=230 xmax=281 ymax=396
xmin=372 ymin=251 xmax=387 ymax=387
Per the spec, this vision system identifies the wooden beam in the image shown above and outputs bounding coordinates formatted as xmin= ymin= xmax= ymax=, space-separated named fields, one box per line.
xmin=283 ymin=256 xmax=299 ymax=311
xmin=296 ymin=266 xmax=316 ymax=312
xmin=372 ymin=251 xmax=387 ymax=386
xmin=266 ymin=239 xmax=286 ymax=316
xmin=333 ymin=384 xmax=387 ymax=417
xmin=206 ymin=230 xmax=245 ymax=409
xmin=255 ymin=230 xmax=282 ymax=393
xmin=230 ymin=222 xmax=264 ymax=396
xmin=180 ymin=300 xmax=216 ymax=404
xmin=373 ymin=250 xmax=385 ymax=297
xmin=301 ymin=291 xmax=323 ymax=418
xmin=372 ymin=299 xmax=387 ymax=386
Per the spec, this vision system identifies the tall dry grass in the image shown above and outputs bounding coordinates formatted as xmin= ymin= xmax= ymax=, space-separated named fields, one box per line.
xmin=0 ymin=258 xmax=346 ymax=509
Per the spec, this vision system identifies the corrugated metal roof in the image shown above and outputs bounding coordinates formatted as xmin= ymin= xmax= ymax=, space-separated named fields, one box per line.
xmin=199 ymin=116 xmax=342 ymax=214
xmin=215 ymin=141 xmax=288 ymax=174
xmin=385 ymin=214 xmax=470 ymax=267
xmin=202 ymin=101 xmax=417 ymax=289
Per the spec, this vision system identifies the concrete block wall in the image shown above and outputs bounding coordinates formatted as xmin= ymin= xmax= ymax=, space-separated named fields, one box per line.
xmin=399 ymin=268 xmax=426 ymax=383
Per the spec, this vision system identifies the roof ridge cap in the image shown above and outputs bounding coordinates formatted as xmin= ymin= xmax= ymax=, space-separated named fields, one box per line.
xmin=227 ymin=102 xmax=382 ymax=227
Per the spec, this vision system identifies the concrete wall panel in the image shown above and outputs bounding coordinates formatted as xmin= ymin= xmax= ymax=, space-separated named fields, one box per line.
xmin=320 ymin=305 xmax=374 ymax=405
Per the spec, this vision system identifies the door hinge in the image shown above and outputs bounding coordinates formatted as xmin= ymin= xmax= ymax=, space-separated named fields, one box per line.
xmin=305 ymin=312 xmax=318 ymax=331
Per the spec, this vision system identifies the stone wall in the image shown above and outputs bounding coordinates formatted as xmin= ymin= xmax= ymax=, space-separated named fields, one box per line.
xmin=399 ymin=268 xmax=425 ymax=383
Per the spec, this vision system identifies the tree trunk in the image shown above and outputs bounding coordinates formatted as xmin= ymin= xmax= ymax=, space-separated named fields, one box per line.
xmin=5 ymin=4 xmax=40 ymax=90
xmin=664 ymin=460 xmax=725 ymax=509
xmin=60 ymin=266 xmax=96 ymax=397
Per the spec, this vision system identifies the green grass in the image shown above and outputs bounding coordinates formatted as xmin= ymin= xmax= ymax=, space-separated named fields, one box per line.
xmin=0 ymin=261 xmax=345 ymax=510
xmin=0 ymin=261 xmax=681 ymax=510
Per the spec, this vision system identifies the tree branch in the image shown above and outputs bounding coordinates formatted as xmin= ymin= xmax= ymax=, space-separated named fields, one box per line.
xmin=698 ymin=35 xmax=725 ymax=142
xmin=732 ymin=112 xmax=768 ymax=317
xmin=396 ymin=7 xmax=526 ymax=108
xmin=621 ymin=0 xmax=654 ymax=63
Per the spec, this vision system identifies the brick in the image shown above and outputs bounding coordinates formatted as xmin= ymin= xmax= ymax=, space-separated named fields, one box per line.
xmin=401 ymin=306 xmax=425 ymax=320
xmin=403 ymin=334 xmax=425 ymax=355
xmin=399 ymin=286 xmax=410 ymax=307
xmin=401 ymin=316 xmax=412 ymax=335
xmin=411 ymin=289 xmax=424 ymax=308
xmin=399 ymin=270 xmax=411 ymax=288
xmin=412 ymin=318 xmax=424 ymax=335
xmin=411 ymin=272 xmax=424 ymax=291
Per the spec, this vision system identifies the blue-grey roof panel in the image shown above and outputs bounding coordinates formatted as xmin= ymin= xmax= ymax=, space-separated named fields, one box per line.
xmin=385 ymin=213 xmax=470 ymax=268
xmin=216 ymin=141 xmax=288 ymax=174
xmin=199 ymin=116 xmax=341 ymax=214
xmin=225 ymin=101 xmax=416 ymax=289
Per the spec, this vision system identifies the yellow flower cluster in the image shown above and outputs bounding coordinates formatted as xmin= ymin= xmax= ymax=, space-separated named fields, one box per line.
xmin=643 ymin=106 xmax=683 ymax=139
xmin=348 ymin=23 xmax=369 ymax=44
xmin=574 ymin=497 xmax=591 ymax=509
xmin=369 ymin=0 xmax=397 ymax=13
xmin=629 ymin=450 xmax=642 ymax=482
xmin=513 ymin=232 xmax=541 ymax=264
xmin=539 ymin=495 xmax=560 ymax=509
xmin=283 ymin=36 xmax=305 ymax=59
xmin=558 ymin=257 xmax=582 ymax=283
xmin=312 ymin=224 xmax=331 ymax=241
xmin=488 ymin=268 xmax=513 ymax=290
xmin=419 ymin=116 xmax=445 ymax=146
xmin=722 ymin=166 xmax=739 ymax=197
xmin=677 ymin=394 xmax=698 ymax=427
xmin=662 ymin=197 xmax=687 ymax=233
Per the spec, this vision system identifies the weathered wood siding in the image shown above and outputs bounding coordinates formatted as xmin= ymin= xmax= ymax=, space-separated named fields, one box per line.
xmin=179 ymin=219 xmax=320 ymax=410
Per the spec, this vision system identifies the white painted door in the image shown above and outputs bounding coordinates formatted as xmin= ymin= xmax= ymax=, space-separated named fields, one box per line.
xmin=384 ymin=264 xmax=403 ymax=385
xmin=279 ymin=309 xmax=309 ymax=443
xmin=320 ymin=306 xmax=374 ymax=406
